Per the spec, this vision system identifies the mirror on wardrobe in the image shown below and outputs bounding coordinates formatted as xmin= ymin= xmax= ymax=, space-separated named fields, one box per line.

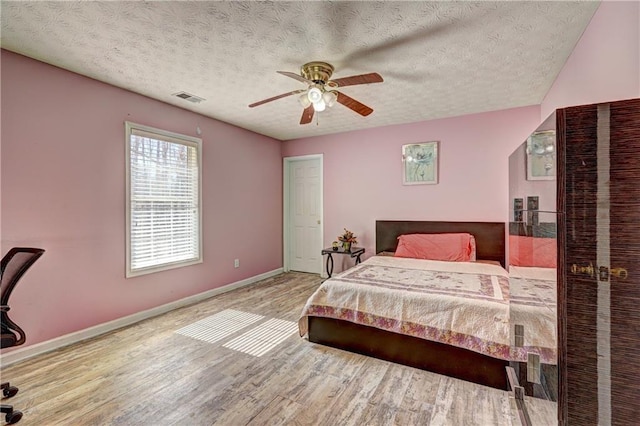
xmin=508 ymin=112 xmax=558 ymax=412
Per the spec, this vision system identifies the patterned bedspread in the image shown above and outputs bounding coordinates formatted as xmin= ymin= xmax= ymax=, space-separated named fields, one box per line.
xmin=509 ymin=266 xmax=557 ymax=364
xmin=299 ymin=256 xmax=513 ymax=361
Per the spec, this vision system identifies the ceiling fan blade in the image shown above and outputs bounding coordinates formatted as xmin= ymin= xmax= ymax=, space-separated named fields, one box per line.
xmin=330 ymin=72 xmax=383 ymax=88
xmin=300 ymin=105 xmax=314 ymax=125
xmin=336 ymin=91 xmax=374 ymax=117
xmin=248 ymin=89 xmax=306 ymax=108
xmin=277 ymin=71 xmax=313 ymax=85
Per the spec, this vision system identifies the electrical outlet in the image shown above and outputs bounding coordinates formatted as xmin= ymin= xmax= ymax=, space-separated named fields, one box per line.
xmin=234 ymin=259 xmax=239 ymax=268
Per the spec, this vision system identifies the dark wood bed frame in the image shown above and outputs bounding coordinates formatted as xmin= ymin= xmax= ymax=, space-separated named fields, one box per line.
xmin=376 ymin=220 xmax=506 ymax=267
xmin=308 ymin=220 xmax=509 ymax=390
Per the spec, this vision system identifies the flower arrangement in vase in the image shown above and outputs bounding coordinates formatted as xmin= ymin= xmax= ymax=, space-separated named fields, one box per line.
xmin=338 ymin=228 xmax=357 ymax=252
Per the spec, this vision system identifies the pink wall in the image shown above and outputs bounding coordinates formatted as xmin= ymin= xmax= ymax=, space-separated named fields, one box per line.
xmin=282 ymin=106 xmax=541 ymax=269
xmin=541 ymin=0 xmax=640 ymax=119
xmin=508 ymin=113 xmax=557 ymax=215
xmin=508 ymin=144 xmax=556 ymax=214
xmin=1 ymin=50 xmax=283 ymax=349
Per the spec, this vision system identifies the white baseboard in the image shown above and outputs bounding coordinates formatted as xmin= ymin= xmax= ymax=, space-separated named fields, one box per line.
xmin=0 ymin=268 xmax=283 ymax=367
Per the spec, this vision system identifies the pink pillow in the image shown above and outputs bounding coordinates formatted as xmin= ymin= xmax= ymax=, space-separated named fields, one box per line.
xmin=394 ymin=233 xmax=476 ymax=262
xmin=509 ymin=235 xmax=557 ymax=268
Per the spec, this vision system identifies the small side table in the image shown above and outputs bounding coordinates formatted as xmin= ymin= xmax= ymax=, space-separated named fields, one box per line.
xmin=321 ymin=247 xmax=365 ymax=278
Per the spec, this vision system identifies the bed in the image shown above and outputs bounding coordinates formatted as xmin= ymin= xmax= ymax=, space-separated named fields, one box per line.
xmin=299 ymin=220 xmax=511 ymax=390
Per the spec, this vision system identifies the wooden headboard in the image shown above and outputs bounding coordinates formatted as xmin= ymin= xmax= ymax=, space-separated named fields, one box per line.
xmin=375 ymin=220 xmax=506 ymax=267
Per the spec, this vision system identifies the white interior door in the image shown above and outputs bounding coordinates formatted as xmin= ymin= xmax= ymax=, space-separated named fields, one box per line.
xmin=287 ymin=157 xmax=322 ymax=274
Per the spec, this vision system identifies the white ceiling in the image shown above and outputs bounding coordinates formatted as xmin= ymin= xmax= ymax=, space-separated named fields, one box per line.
xmin=1 ymin=1 xmax=599 ymax=141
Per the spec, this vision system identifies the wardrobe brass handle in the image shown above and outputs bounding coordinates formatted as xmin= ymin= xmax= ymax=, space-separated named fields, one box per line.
xmin=571 ymin=263 xmax=628 ymax=280
xmin=571 ymin=262 xmax=594 ymax=277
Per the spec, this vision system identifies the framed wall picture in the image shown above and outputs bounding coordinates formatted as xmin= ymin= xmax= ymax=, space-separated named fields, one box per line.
xmin=402 ymin=141 xmax=439 ymax=185
xmin=526 ymin=130 xmax=556 ymax=180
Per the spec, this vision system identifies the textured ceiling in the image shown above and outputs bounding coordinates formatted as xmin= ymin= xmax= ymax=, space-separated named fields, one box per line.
xmin=1 ymin=1 xmax=599 ymax=141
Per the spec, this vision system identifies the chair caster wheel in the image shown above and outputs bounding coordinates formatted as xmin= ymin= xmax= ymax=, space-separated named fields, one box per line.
xmin=2 ymin=386 xmax=18 ymax=398
xmin=5 ymin=410 xmax=22 ymax=424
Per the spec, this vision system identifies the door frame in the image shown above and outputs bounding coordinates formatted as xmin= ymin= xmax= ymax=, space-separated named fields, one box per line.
xmin=283 ymin=154 xmax=324 ymax=275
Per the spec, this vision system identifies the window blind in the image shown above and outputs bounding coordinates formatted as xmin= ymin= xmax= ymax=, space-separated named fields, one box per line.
xmin=126 ymin=123 xmax=202 ymax=276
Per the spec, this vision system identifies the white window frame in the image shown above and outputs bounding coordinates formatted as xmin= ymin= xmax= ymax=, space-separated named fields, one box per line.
xmin=125 ymin=121 xmax=203 ymax=277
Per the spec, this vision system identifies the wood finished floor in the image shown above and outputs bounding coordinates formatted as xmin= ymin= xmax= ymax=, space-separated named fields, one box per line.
xmin=1 ymin=272 xmax=556 ymax=425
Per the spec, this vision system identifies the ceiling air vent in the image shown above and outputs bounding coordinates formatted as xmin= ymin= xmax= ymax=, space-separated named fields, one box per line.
xmin=172 ymin=91 xmax=206 ymax=104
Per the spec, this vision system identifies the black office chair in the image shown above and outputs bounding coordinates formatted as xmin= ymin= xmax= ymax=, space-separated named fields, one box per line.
xmin=1 ymin=247 xmax=45 ymax=425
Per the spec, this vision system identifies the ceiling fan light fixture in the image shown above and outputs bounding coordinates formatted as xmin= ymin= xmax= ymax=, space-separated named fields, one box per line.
xmin=323 ymin=91 xmax=338 ymax=107
xmin=313 ymin=98 xmax=326 ymax=112
xmin=307 ymin=86 xmax=323 ymax=103
xmin=298 ymin=93 xmax=311 ymax=108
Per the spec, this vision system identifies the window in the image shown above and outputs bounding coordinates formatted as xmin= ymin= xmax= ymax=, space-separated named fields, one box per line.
xmin=125 ymin=122 xmax=202 ymax=277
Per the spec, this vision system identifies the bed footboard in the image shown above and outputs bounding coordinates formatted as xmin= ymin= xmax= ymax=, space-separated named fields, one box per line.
xmin=308 ymin=316 xmax=509 ymax=390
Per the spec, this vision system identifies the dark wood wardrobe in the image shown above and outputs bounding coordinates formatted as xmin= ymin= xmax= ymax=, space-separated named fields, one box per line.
xmin=557 ymin=98 xmax=640 ymax=425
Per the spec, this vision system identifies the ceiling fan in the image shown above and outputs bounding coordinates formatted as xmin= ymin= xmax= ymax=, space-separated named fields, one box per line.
xmin=248 ymin=61 xmax=383 ymax=125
